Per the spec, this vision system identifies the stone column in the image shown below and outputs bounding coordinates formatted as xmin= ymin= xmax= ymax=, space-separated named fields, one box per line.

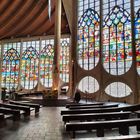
xmin=69 ymin=0 xmax=78 ymax=98
xmin=52 ymin=0 xmax=62 ymax=92
xmin=130 ymin=0 xmax=139 ymax=103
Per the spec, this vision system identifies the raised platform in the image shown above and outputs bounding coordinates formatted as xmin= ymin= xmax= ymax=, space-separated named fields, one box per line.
xmin=20 ymin=95 xmax=73 ymax=107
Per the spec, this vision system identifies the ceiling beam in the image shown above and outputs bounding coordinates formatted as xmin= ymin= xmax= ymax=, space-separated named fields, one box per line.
xmin=62 ymin=0 xmax=73 ymax=33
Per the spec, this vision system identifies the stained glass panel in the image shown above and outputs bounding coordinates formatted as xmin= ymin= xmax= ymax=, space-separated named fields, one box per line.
xmin=103 ymin=0 xmax=132 ymax=75
xmin=2 ymin=43 xmax=20 ymax=91
xmin=135 ymin=0 xmax=140 ymax=75
xmin=78 ymin=0 xmax=100 ymax=70
xmin=21 ymin=41 xmax=39 ymax=89
xmin=78 ymin=76 xmax=99 ymax=93
xmin=40 ymin=39 xmax=54 ymax=87
xmin=105 ymin=82 xmax=132 ymax=98
xmin=60 ymin=38 xmax=70 ymax=83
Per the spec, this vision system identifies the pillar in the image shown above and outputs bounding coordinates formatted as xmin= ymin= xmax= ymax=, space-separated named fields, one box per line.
xmin=52 ymin=0 xmax=62 ymax=91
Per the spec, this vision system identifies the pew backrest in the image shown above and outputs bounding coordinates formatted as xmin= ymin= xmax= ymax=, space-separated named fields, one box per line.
xmin=61 ymin=104 xmax=140 ymax=115
xmin=0 ymin=103 xmax=31 ymax=116
xmin=69 ymin=104 xmax=118 ymax=110
xmin=66 ymin=102 xmax=104 ymax=108
xmin=66 ymin=118 xmax=140 ymax=138
xmin=62 ymin=111 xmax=131 ymax=123
xmin=9 ymin=101 xmax=40 ymax=114
xmin=0 ymin=107 xmax=20 ymax=121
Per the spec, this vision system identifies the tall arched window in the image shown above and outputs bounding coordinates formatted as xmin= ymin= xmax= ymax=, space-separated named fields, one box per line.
xmin=103 ymin=1 xmax=132 ymax=75
xmin=21 ymin=41 xmax=39 ymax=89
xmin=2 ymin=43 xmax=20 ymax=91
xmin=135 ymin=0 xmax=140 ymax=75
xmin=40 ymin=40 xmax=54 ymax=87
xmin=60 ymin=38 xmax=70 ymax=83
xmin=78 ymin=0 xmax=100 ymax=70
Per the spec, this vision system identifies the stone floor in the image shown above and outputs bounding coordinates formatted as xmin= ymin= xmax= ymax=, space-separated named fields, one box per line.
xmin=0 ymin=106 xmax=139 ymax=140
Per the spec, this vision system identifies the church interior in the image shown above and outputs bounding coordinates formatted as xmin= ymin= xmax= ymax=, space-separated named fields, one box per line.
xmin=0 ymin=0 xmax=140 ymax=139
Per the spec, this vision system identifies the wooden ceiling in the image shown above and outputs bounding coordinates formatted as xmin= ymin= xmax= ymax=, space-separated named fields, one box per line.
xmin=0 ymin=0 xmax=70 ymax=40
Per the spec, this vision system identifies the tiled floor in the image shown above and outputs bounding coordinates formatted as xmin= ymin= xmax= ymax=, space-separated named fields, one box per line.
xmin=0 ymin=106 xmax=139 ymax=140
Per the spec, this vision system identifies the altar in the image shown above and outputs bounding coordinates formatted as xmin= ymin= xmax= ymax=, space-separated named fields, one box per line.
xmin=43 ymin=89 xmax=58 ymax=100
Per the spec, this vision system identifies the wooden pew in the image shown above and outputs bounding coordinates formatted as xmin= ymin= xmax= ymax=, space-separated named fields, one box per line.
xmin=62 ymin=111 xmax=131 ymax=123
xmin=66 ymin=118 xmax=140 ymax=138
xmin=69 ymin=104 xmax=118 ymax=110
xmin=61 ymin=107 xmax=121 ymax=115
xmin=66 ymin=102 xmax=104 ymax=108
xmin=74 ymin=134 xmax=140 ymax=140
xmin=0 ymin=103 xmax=30 ymax=117
xmin=9 ymin=101 xmax=40 ymax=114
xmin=0 ymin=113 xmax=5 ymax=127
xmin=0 ymin=107 xmax=20 ymax=121
xmin=61 ymin=104 xmax=140 ymax=115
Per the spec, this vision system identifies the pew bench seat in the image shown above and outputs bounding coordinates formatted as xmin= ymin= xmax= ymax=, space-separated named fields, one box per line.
xmin=69 ymin=104 xmax=118 ymax=110
xmin=0 ymin=113 xmax=5 ymax=127
xmin=73 ymin=134 xmax=140 ymax=140
xmin=0 ymin=107 xmax=20 ymax=121
xmin=9 ymin=101 xmax=40 ymax=114
xmin=66 ymin=118 xmax=140 ymax=138
xmin=0 ymin=103 xmax=31 ymax=117
xmin=62 ymin=111 xmax=131 ymax=123
xmin=61 ymin=107 xmax=121 ymax=115
xmin=61 ymin=104 xmax=140 ymax=115
xmin=66 ymin=102 xmax=104 ymax=108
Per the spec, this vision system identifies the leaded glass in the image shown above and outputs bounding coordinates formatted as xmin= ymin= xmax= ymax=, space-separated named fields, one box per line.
xmin=21 ymin=41 xmax=39 ymax=89
xmin=40 ymin=39 xmax=54 ymax=87
xmin=60 ymin=38 xmax=70 ymax=83
xmin=103 ymin=0 xmax=132 ymax=75
xmin=2 ymin=43 xmax=20 ymax=91
xmin=78 ymin=0 xmax=100 ymax=70
xmin=78 ymin=76 xmax=99 ymax=93
xmin=105 ymin=82 xmax=132 ymax=98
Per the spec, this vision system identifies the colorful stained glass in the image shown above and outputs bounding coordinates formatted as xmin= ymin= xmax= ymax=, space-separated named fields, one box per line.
xmin=40 ymin=40 xmax=54 ymax=87
xmin=2 ymin=43 xmax=20 ymax=91
xmin=60 ymin=38 xmax=70 ymax=83
xmin=135 ymin=1 xmax=140 ymax=75
xmin=103 ymin=1 xmax=132 ymax=75
xmin=78 ymin=1 xmax=100 ymax=70
xmin=21 ymin=42 xmax=39 ymax=89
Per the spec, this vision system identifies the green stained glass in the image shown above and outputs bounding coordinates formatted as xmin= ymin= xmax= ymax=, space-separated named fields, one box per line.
xmin=21 ymin=45 xmax=39 ymax=89
xmin=78 ymin=6 xmax=100 ymax=70
xmin=2 ymin=45 xmax=20 ymax=91
xmin=103 ymin=3 xmax=132 ymax=75
xmin=40 ymin=43 xmax=54 ymax=88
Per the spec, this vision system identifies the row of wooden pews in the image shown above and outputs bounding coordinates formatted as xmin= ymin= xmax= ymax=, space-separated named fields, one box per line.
xmin=0 ymin=100 xmax=40 ymax=126
xmin=61 ymin=102 xmax=140 ymax=139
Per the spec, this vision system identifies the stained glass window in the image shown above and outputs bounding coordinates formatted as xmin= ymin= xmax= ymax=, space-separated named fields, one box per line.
xmin=103 ymin=0 xmax=132 ymax=75
xmin=21 ymin=41 xmax=39 ymax=89
xmin=77 ymin=0 xmax=100 ymax=70
xmin=2 ymin=43 xmax=20 ymax=91
xmin=40 ymin=39 xmax=54 ymax=87
xmin=135 ymin=0 xmax=140 ymax=75
xmin=60 ymin=38 xmax=70 ymax=83
xmin=78 ymin=76 xmax=99 ymax=93
xmin=105 ymin=82 xmax=132 ymax=98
